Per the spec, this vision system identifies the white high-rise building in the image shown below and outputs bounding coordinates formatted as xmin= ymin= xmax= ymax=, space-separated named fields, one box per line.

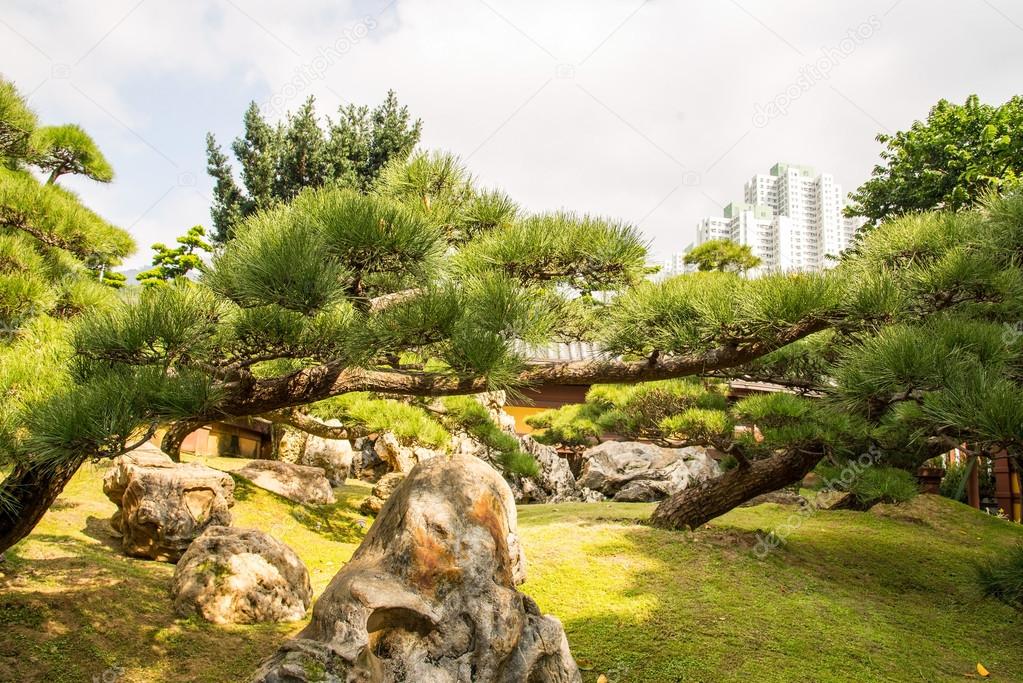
xmin=674 ymin=162 xmax=865 ymax=276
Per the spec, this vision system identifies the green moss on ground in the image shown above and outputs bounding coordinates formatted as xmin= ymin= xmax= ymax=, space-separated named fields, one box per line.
xmin=1 ymin=458 xmax=1020 ymax=682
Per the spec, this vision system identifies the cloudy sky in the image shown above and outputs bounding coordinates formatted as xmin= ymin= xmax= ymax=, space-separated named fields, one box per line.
xmin=2 ymin=0 xmax=1020 ymax=268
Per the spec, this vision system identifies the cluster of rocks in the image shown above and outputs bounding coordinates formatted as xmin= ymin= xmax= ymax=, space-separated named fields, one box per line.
xmin=102 ymin=442 xmax=318 ymax=625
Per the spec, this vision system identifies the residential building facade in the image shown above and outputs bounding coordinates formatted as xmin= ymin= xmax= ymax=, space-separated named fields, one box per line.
xmin=663 ymin=162 xmax=866 ymax=278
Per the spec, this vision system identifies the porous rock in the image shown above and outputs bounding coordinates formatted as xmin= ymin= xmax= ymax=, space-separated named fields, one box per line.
xmin=251 ymin=453 xmax=582 ymax=683
xmin=235 ymin=459 xmax=336 ymax=505
xmin=172 ymin=526 xmax=312 ymax=624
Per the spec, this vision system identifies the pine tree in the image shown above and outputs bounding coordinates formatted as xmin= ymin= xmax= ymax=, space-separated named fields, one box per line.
xmin=0 ymin=78 xmax=133 ymax=549
xmin=136 ymin=225 xmax=212 ymax=286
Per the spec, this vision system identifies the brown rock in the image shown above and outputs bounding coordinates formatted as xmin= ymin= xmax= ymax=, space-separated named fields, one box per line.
xmin=251 ymin=453 xmax=582 ymax=682
xmin=172 ymin=526 xmax=312 ymax=624
xmin=104 ymin=449 xmax=235 ymax=562
xmin=235 ymin=460 xmax=335 ymax=505
xmin=358 ymin=472 xmax=406 ymax=516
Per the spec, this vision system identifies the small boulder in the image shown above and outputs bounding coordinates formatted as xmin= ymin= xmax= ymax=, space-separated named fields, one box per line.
xmin=300 ymin=431 xmax=353 ymax=486
xmin=579 ymin=441 xmax=721 ymax=501
xmin=251 ymin=453 xmax=581 ymax=682
xmin=104 ymin=449 xmax=236 ymax=562
xmin=235 ymin=460 xmax=335 ymax=505
xmin=358 ymin=472 xmax=407 ymax=516
xmin=172 ymin=526 xmax=312 ymax=624
xmin=741 ymin=489 xmax=809 ymax=508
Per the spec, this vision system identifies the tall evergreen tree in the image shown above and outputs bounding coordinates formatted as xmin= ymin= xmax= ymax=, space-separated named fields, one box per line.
xmin=206 ymin=92 xmax=421 ymax=243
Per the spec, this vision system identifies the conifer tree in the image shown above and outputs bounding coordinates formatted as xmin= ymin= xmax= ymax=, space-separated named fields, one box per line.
xmin=206 ymin=92 xmax=421 ymax=243
xmin=0 ymin=78 xmax=133 ymax=549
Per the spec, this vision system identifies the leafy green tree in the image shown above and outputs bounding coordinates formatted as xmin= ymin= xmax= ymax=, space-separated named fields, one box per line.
xmin=0 ymin=78 xmax=133 ymax=548
xmin=848 ymin=94 xmax=1023 ymax=225
xmin=205 ymin=92 xmax=421 ymax=243
xmin=136 ymin=225 xmax=212 ymax=286
xmin=683 ymin=238 xmax=762 ymax=273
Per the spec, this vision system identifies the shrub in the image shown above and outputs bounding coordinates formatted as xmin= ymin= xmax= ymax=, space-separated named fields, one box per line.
xmin=977 ymin=544 xmax=1023 ymax=611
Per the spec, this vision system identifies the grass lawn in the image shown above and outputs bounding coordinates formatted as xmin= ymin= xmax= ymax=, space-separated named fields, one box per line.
xmin=1 ymin=456 xmax=1021 ymax=682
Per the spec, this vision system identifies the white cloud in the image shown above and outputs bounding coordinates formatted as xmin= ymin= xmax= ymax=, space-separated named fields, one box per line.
xmin=2 ymin=0 xmax=1022 ymax=267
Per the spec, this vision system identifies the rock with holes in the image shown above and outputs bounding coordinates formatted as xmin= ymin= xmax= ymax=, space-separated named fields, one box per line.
xmin=104 ymin=448 xmax=236 ymax=562
xmin=250 ymin=453 xmax=582 ymax=683
xmin=172 ymin=526 xmax=312 ymax=624
xmin=235 ymin=460 xmax=336 ymax=505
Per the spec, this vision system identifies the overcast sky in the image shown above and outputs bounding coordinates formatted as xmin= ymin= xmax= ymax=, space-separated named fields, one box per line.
xmin=2 ymin=0 xmax=1021 ymax=268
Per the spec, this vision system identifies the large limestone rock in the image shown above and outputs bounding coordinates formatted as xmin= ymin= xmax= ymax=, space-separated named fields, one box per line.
xmin=513 ymin=436 xmax=603 ymax=503
xmin=578 ymin=441 xmax=721 ymax=502
xmin=235 ymin=460 xmax=336 ymax=505
xmin=172 ymin=526 xmax=312 ymax=624
xmin=103 ymin=445 xmax=236 ymax=562
xmin=251 ymin=454 xmax=582 ymax=683
xmin=351 ymin=436 xmax=388 ymax=482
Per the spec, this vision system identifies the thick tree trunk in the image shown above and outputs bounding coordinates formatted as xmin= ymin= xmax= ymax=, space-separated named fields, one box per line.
xmin=650 ymin=449 xmax=824 ymax=531
xmin=160 ymin=419 xmax=204 ymax=462
xmin=0 ymin=457 xmax=86 ymax=555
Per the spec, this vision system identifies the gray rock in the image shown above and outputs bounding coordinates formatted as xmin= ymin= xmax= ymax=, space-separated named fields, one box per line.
xmin=741 ymin=489 xmax=809 ymax=508
xmin=579 ymin=441 xmax=721 ymax=501
xmin=250 ymin=454 xmax=582 ymax=683
xmin=172 ymin=526 xmax=312 ymax=624
xmin=300 ymin=429 xmax=353 ymax=486
xmin=103 ymin=447 xmax=235 ymax=562
xmin=235 ymin=460 xmax=336 ymax=505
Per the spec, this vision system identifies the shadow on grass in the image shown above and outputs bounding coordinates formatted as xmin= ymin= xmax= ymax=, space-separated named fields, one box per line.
xmin=80 ymin=515 xmax=124 ymax=554
xmin=0 ymin=535 xmax=295 ymax=683
xmin=230 ymin=474 xmax=367 ymax=544
xmin=543 ymin=505 xmax=1023 ymax=683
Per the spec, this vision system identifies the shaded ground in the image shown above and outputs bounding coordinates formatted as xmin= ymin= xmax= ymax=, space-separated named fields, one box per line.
xmin=1 ymin=457 xmax=1020 ymax=682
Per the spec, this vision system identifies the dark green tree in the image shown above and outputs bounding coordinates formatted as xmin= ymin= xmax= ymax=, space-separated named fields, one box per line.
xmin=848 ymin=94 xmax=1023 ymax=226
xmin=206 ymin=92 xmax=421 ymax=243
xmin=136 ymin=225 xmax=212 ymax=286
xmin=683 ymin=238 xmax=762 ymax=273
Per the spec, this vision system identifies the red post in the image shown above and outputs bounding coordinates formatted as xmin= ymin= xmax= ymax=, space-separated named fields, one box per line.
xmin=993 ymin=451 xmax=1021 ymax=522
xmin=967 ymin=457 xmax=981 ymax=510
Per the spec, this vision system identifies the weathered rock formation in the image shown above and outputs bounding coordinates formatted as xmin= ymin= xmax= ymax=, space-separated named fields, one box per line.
xmin=578 ymin=441 xmax=721 ymax=502
xmin=251 ymin=453 xmax=582 ymax=683
xmin=235 ymin=460 xmax=336 ymax=505
xmin=102 ymin=444 xmax=235 ymax=562
xmin=172 ymin=526 xmax=312 ymax=624
xmin=373 ymin=431 xmax=440 ymax=474
xmin=741 ymin=489 xmax=808 ymax=507
xmin=358 ymin=472 xmax=407 ymax=516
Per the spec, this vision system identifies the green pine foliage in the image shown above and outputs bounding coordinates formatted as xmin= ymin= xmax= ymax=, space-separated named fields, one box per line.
xmin=683 ymin=238 xmax=762 ymax=273
xmin=136 ymin=225 xmax=212 ymax=286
